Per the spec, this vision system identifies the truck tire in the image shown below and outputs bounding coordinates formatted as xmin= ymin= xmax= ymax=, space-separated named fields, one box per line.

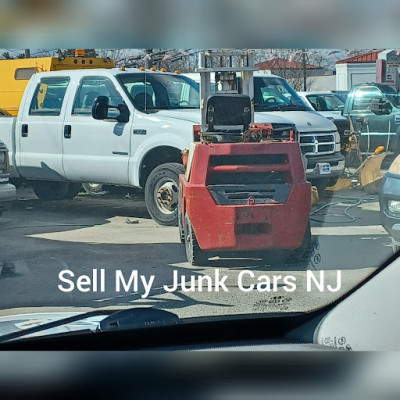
xmin=286 ymin=221 xmax=312 ymax=267
xmin=65 ymin=183 xmax=82 ymax=199
xmin=31 ymin=181 xmax=70 ymax=200
xmin=177 ymin=196 xmax=185 ymax=243
xmin=82 ymin=183 xmax=104 ymax=194
xmin=144 ymin=162 xmax=184 ymax=226
xmin=312 ymin=178 xmax=330 ymax=194
xmin=184 ymin=213 xmax=209 ymax=266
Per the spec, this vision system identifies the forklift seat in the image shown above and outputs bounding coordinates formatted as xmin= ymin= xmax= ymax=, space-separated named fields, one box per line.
xmin=206 ymin=94 xmax=251 ymax=132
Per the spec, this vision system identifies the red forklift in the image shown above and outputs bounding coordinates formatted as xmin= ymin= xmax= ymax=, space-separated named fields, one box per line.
xmin=178 ymin=51 xmax=312 ymax=266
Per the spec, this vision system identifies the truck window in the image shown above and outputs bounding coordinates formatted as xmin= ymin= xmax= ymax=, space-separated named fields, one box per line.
xmin=351 ymin=87 xmax=382 ymax=111
xmin=72 ymin=76 xmax=124 ymax=117
xmin=253 ymin=77 xmax=309 ymax=111
xmin=15 ymin=67 xmax=36 ymax=80
xmin=117 ymin=73 xmax=200 ymax=112
xmin=306 ymin=94 xmax=344 ymax=112
xmin=29 ymin=77 xmax=70 ymax=116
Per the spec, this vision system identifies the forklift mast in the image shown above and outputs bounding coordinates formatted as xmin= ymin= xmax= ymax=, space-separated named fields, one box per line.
xmin=196 ymin=50 xmax=257 ymax=133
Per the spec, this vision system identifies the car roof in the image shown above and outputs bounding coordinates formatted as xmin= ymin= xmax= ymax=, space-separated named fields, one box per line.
xmin=31 ymin=68 xmax=181 ymax=79
xmin=297 ymin=91 xmax=337 ymax=96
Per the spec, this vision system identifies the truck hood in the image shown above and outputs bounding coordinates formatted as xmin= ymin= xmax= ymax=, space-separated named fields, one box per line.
xmin=256 ymin=110 xmax=337 ymax=132
xmin=153 ymin=109 xmax=297 ymax=127
xmin=314 ymin=111 xmax=348 ymax=121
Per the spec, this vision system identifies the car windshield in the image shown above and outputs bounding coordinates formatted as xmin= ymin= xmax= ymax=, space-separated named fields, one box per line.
xmin=0 ymin=48 xmax=396 ymax=344
xmin=305 ymin=94 xmax=345 ymax=112
xmin=117 ymin=73 xmax=200 ymax=111
xmin=253 ymin=76 xmax=311 ymax=111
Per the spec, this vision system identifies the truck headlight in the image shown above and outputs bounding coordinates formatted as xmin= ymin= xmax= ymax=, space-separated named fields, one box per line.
xmin=388 ymin=200 xmax=400 ymax=214
xmin=389 ymin=155 xmax=400 ymax=175
xmin=334 ymin=131 xmax=341 ymax=152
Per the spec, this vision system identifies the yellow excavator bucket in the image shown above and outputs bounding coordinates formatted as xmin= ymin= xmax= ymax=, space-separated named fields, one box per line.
xmin=356 ymin=146 xmax=386 ymax=193
xmin=325 ymin=178 xmax=353 ymax=191
xmin=359 ymin=152 xmax=387 ymax=192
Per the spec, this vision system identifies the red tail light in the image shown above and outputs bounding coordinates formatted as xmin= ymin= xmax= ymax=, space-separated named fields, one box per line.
xmin=193 ymin=125 xmax=201 ymax=141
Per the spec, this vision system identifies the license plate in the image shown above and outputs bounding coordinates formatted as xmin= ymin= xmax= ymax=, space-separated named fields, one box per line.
xmin=317 ymin=163 xmax=331 ymax=175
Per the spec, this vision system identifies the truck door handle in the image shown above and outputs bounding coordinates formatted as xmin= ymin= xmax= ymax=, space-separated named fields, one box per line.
xmin=21 ymin=124 xmax=28 ymax=137
xmin=64 ymin=125 xmax=72 ymax=139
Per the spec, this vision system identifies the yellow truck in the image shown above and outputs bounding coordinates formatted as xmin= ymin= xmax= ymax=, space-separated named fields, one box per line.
xmin=0 ymin=51 xmax=114 ymax=115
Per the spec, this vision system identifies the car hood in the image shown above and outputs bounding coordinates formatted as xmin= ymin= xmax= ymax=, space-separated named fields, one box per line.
xmin=153 ymin=109 xmax=297 ymax=127
xmin=0 ymin=312 xmax=107 ymax=339
xmin=256 ymin=110 xmax=337 ymax=132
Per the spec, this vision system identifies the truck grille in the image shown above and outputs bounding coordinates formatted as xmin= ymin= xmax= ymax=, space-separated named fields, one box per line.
xmin=300 ymin=132 xmax=336 ymax=155
xmin=0 ymin=148 xmax=7 ymax=175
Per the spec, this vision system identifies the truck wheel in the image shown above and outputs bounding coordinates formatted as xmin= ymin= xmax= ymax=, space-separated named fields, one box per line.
xmin=65 ymin=183 xmax=82 ymax=199
xmin=31 ymin=181 xmax=70 ymax=200
xmin=177 ymin=196 xmax=185 ymax=243
xmin=145 ymin=162 xmax=184 ymax=226
xmin=312 ymin=179 xmax=330 ymax=194
xmin=82 ymin=183 xmax=104 ymax=194
xmin=286 ymin=221 xmax=312 ymax=267
xmin=184 ymin=213 xmax=209 ymax=266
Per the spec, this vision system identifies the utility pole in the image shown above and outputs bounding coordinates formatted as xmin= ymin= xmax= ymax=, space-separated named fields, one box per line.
xmin=302 ymin=49 xmax=307 ymax=91
xmin=24 ymin=49 xmax=31 ymax=58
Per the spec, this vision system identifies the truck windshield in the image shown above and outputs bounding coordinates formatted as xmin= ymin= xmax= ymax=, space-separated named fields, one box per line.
xmin=379 ymin=85 xmax=400 ymax=108
xmin=253 ymin=76 xmax=311 ymax=111
xmin=117 ymin=73 xmax=200 ymax=111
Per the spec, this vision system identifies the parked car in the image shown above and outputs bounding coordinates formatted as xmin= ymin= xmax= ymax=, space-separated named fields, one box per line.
xmin=380 ymin=154 xmax=400 ymax=242
xmin=0 ymin=140 xmax=16 ymax=218
xmin=297 ymin=91 xmax=350 ymax=154
xmin=297 ymin=91 xmax=346 ymax=115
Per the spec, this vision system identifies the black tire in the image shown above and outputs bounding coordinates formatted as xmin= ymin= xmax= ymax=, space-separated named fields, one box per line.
xmin=177 ymin=196 xmax=185 ymax=243
xmin=82 ymin=183 xmax=104 ymax=194
xmin=65 ymin=183 xmax=82 ymax=199
xmin=285 ymin=221 xmax=312 ymax=267
xmin=311 ymin=179 xmax=329 ymax=194
xmin=184 ymin=213 xmax=209 ymax=266
xmin=144 ymin=162 xmax=184 ymax=226
xmin=31 ymin=181 xmax=70 ymax=200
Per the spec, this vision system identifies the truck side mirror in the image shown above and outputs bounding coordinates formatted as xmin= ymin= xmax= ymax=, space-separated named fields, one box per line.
xmin=92 ymin=96 xmax=109 ymax=120
xmin=92 ymin=96 xmax=130 ymax=123
xmin=371 ymin=97 xmax=391 ymax=115
xmin=116 ymin=103 xmax=130 ymax=123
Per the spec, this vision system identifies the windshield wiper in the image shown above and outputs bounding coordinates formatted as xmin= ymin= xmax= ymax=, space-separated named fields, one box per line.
xmin=0 ymin=308 xmax=180 ymax=343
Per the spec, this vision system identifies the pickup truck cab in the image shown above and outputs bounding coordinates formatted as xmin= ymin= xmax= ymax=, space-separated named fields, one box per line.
xmin=0 ymin=68 xmax=294 ymax=225
xmin=253 ymin=76 xmax=345 ymax=190
xmin=343 ymin=83 xmax=400 ymax=155
xmin=0 ymin=140 xmax=16 ymax=218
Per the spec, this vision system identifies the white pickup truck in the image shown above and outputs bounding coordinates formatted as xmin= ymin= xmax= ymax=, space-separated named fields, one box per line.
xmin=0 ymin=68 xmax=296 ymax=225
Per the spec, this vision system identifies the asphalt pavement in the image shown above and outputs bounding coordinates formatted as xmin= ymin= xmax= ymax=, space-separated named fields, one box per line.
xmin=0 ymin=184 xmax=394 ymax=318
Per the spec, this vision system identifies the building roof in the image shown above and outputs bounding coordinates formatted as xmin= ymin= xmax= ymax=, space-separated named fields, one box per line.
xmin=255 ymin=58 xmax=321 ymax=70
xmin=336 ymin=50 xmax=383 ymax=64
